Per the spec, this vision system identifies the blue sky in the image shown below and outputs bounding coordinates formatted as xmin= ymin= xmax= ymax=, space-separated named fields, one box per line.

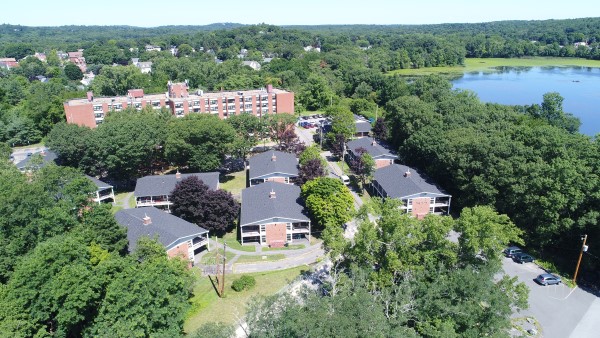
xmin=1 ymin=0 xmax=596 ymax=27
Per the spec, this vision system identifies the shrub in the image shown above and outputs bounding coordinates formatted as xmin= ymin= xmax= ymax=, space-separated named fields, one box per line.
xmin=231 ymin=275 xmax=256 ymax=292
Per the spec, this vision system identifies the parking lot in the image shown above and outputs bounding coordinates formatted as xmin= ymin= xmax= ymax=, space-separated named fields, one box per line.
xmin=502 ymin=256 xmax=600 ymax=338
xmin=297 ymin=114 xmax=328 ymax=129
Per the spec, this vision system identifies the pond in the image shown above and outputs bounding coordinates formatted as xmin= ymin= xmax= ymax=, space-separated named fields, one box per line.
xmin=452 ymin=66 xmax=600 ymax=136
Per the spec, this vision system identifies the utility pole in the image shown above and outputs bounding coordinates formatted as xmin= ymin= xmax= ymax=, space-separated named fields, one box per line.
xmin=220 ymin=243 xmax=227 ymax=296
xmin=573 ymin=234 xmax=588 ymax=285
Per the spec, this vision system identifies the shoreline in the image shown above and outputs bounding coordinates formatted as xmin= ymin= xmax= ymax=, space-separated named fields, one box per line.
xmin=388 ymin=57 xmax=600 ymax=76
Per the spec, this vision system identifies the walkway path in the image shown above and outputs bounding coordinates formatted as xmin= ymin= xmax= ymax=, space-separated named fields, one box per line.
xmin=201 ymin=238 xmax=325 ymax=274
xmin=114 ymin=192 xmax=134 ymax=210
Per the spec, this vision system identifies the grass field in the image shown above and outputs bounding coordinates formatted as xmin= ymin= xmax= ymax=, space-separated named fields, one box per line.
xmin=219 ymin=170 xmax=246 ymax=198
xmin=200 ymin=248 xmax=237 ymax=265
xmin=388 ymin=57 xmax=600 ymax=76
xmin=184 ymin=266 xmax=306 ymax=333
xmin=217 ymin=231 xmax=256 ymax=253
xmin=263 ymin=244 xmax=306 ymax=251
xmin=235 ymin=253 xmax=286 ymax=263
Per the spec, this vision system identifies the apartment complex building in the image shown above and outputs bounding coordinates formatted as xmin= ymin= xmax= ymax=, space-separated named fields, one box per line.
xmin=63 ymin=81 xmax=294 ymax=128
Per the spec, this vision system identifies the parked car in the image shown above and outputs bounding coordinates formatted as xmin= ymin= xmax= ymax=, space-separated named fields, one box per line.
xmin=503 ymin=246 xmax=522 ymax=258
xmin=513 ymin=252 xmax=534 ymax=264
xmin=341 ymin=175 xmax=350 ymax=185
xmin=26 ymin=152 xmax=33 ymax=157
xmin=534 ymin=273 xmax=561 ymax=286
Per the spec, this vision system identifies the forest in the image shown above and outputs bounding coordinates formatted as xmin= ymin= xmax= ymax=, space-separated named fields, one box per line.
xmin=0 ymin=18 xmax=599 ymax=337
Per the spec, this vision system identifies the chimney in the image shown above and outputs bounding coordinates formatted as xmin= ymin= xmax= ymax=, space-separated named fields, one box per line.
xmin=143 ymin=213 xmax=152 ymax=225
xmin=269 ymin=189 xmax=276 ymax=199
xmin=271 ymin=153 xmax=277 ymax=162
xmin=175 ymin=170 xmax=181 ymax=179
xmin=404 ymin=169 xmax=411 ymax=177
xmin=371 ymin=139 xmax=376 ymax=146
xmin=87 ymin=91 xmax=94 ymax=102
xmin=267 ymin=84 xmax=273 ymax=93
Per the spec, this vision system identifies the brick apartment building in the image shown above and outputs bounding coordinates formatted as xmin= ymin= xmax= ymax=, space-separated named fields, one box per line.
xmin=63 ymin=81 xmax=295 ymax=128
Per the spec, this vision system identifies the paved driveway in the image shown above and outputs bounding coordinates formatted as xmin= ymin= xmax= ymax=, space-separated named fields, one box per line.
xmin=502 ymin=257 xmax=600 ymax=338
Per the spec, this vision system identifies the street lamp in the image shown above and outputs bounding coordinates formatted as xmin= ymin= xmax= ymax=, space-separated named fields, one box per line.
xmin=573 ymin=234 xmax=588 ymax=285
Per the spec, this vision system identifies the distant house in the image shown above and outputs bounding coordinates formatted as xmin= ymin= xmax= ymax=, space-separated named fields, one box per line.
xmin=239 ymin=182 xmax=310 ymax=247
xmin=242 ymin=60 xmax=261 ymax=71
xmin=0 ymin=58 xmax=19 ymax=70
xmin=248 ymin=151 xmax=298 ymax=186
xmin=80 ymin=72 xmax=95 ymax=86
xmin=134 ymin=172 xmax=220 ymax=212
xmin=68 ymin=50 xmax=87 ymax=72
xmin=346 ymin=137 xmax=397 ymax=169
xmin=145 ymin=45 xmax=162 ymax=52
xmin=34 ymin=52 xmax=47 ymax=62
xmin=86 ymin=175 xmax=115 ymax=204
xmin=354 ymin=120 xmax=372 ymax=138
xmin=131 ymin=58 xmax=152 ymax=73
xmin=115 ymin=207 xmax=209 ymax=265
xmin=372 ymin=164 xmax=451 ymax=218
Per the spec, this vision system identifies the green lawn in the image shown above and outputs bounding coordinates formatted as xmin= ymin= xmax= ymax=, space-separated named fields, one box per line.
xmin=217 ymin=231 xmax=256 ymax=253
xmin=388 ymin=57 xmax=600 ymax=76
xmin=263 ymin=244 xmax=306 ymax=251
xmin=220 ymin=170 xmax=246 ymax=198
xmin=235 ymin=253 xmax=286 ymax=263
xmin=199 ymin=249 xmax=236 ymax=265
xmin=298 ymin=110 xmax=327 ymax=117
xmin=112 ymin=192 xmax=135 ymax=213
xmin=184 ymin=266 xmax=306 ymax=333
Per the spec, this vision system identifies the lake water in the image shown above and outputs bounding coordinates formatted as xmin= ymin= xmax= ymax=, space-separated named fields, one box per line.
xmin=452 ymin=67 xmax=600 ymax=136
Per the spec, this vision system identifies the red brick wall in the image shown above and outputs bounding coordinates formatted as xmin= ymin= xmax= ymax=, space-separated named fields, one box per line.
xmin=266 ymin=177 xmax=286 ymax=183
xmin=275 ymin=92 xmax=294 ymax=114
xmin=64 ymin=103 xmax=96 ymax=128
xmin=266 ymin=223 xmax=287 ymax=247
xmin=376 ymin=159 xmax=393 ymax=169
xmin=411 ymin=197 xmax=431 ymax=219
xmin=167 ymin=242 xmax=190 ymax=261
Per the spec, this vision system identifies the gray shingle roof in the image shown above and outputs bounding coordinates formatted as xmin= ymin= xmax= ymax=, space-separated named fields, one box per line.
xmin=115 ymin=207 xmax=208 ymax=252
xmin=15 ymin=150 xmax=57 ymax=170
xmin=248 ymin=151 xmax=298 ymax=179
xmin=355 ymin=121 xmax=372 ymax=133
xmin=347 ymin=137 xmax=397 ymax=159
xmin=85 ymin=175 xmax=112 ymax=189
xmin=374 ymin=164 xmax=450 ymax=199
xmin=134 ymin=172 xmax=219 ymax=197
xmin=240 ymin=182 xmax=309 ymax=226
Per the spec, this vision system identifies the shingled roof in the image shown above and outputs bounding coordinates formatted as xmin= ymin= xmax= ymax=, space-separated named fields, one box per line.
xmin=240 ymin=182 xmax=309 ymax=226
xmin=115 ymin=207 xmax=208 ymax=252
xmin=374 ymin=164 xmax=450 ymax=199
xmin=355 ymin=120 xmax=372 ymax=133
xmin=15 ymin=150 xmax=58 ymax=170
xmin=85 ymin=175 xmax=112 ymax=190
xmin=248 ymin=151 xmax=298 ymax=180
xmin=134 ymin=172 xmax=219 ymax=197
xmin=347 ymin=137 xmax=397 ymax=159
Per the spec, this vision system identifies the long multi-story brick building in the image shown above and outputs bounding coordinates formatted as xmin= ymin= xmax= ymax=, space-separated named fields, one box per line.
xmin=63 ymin=81 xmax=294 ymax=128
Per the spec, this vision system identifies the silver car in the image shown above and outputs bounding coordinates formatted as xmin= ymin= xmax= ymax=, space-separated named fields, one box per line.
xmin=534 ymin=273 xmax=561 ymax=286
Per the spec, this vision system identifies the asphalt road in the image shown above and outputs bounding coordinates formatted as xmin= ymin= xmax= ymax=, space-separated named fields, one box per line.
xmin=502 ymin=257 xmax=600 ymax=338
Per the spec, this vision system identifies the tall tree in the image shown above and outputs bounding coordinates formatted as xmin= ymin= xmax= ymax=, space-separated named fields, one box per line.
xmin=349 ymin=147 xmax=375 ymax=192
xmin=165 ymin=114 xmax=236 ymax=172
xmin=170 ymin=176 xmax=239 ymax=235
xmin=298 ymin=158 xmax=327 ymax=185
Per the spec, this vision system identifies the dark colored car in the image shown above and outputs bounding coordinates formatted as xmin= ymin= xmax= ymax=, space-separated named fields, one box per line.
xmin=534 ymin=273 xmax=561 ymax=286
xmin=503 ymin=246 xmax=522 ymax=258
xmin=513 ymin=252 xmax=534 ymax=264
